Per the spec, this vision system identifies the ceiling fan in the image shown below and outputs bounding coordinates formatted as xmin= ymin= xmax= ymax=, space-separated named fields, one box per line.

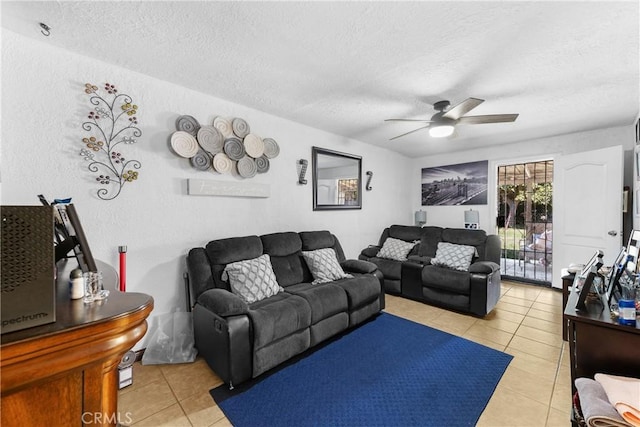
xmin=385 ymin=98 xmax=519 ymax=140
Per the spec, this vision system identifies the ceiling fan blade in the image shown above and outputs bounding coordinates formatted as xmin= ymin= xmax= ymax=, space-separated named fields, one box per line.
xmin=442 ymin=97 xmax=484 ymax=120
xmin=384 ymin=119 xmax=432 ymax=123
xmin=457 ymin=114 xmax=519 ymax=124
xmin=389 ymin=125 xmax=431 ymax=140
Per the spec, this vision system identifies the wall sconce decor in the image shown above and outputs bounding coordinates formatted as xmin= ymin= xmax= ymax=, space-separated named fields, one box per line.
xmin=80 ymin=82 xmax=142 ymax=200
xmin=464 ymin=209 xmax=480 ymax=229
xmin=170 ymin=115 xmax=280 ymax=179
xmin=365 ymin=171 xmax=373 ymax=191
xmin=298 ymin=159 xmax=308 ymax=184
xmin=414 ymin=210 xmax=426 ymax=226
xmin=39 ymin=22 xmax=51 ymax=36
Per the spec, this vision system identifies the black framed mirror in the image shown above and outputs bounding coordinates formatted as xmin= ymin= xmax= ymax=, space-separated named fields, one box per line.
xmin=312 ymin=147 xmax=362 ymax=210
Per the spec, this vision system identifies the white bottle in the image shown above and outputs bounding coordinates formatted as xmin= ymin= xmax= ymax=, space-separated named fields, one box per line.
xmin=69 ymin=268 xmax=84 ymax=299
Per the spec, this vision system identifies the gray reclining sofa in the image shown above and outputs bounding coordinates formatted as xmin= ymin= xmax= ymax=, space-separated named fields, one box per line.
xmin=186 ymin=230 xmax=384 ymax=388
xmin=359 ymin=225 xmax=501 ymax=316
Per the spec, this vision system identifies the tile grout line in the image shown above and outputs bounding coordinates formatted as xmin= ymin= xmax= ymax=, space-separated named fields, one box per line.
xmin=126 ymin=367 xmax=194 ymax=427
xmin=161 ymin=367 xmax=197 ymax=427
xmin=499 ymin=288 xmax=561 ymax=423
xmin=544 ymin=338 xmax=569 ymax=426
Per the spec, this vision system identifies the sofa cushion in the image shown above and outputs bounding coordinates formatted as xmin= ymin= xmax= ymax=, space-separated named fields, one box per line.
xmin=302 ymin=248 xmax=353 ymax=284
xmin=261 ymin=232 xmax=302 ymax=256
xmin=300 ymin=231 xmax=347 ymax=261
xmin=421 ymin=265 xmax=471 ymax=295
xmin=431 ymin=242 xmax=476 ymax=272
xmin=333 ymin=275 xmax=381 ymax=309
xmin=261 ymin=232 xmax=305 ymax=287
xmin=376 ymin=237 xmax=417 ymax=261
xmin=223 ymin=254 xmax=284 ymax=304
xmin=248 ymin=293 xmax=312 ymax=349
xmin=423 ymin=285 xmax=470 ymax=311
xmin=442 ymin=228 xmax=487 ymax=260
xmin=206 ymin=235 xmax=263 ymax=265
xmin=442 ymin=228 xmax=487 ymax=246
xmin=286 ymin=282 xmax=348 ymax=324
xmin=418 ymin=226 xmax=444 ymax=257
xmin=300 ymin=230 xmax=335 ymax=250
xmin=388 ymin=225 xmax=424 ymax=242
xmin=206 ymin=235 xmax=265 ymax=291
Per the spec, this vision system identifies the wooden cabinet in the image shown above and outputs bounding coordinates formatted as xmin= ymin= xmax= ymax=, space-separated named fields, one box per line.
xmin=564 ymin=280 xmax=640 ymax=424
xmin=564 ymin=278 xmax=640 ymax=384
xmin=1 ymin=260 xmax=153 ymax=426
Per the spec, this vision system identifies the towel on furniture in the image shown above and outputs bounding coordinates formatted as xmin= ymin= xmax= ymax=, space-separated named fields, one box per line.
xmin=575 ymin=377 xmax=632 ymax=427
xmin=595 ymin=373 xmax=640 ymax=427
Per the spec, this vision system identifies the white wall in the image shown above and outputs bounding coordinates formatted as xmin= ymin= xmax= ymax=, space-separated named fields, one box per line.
xmin=0 ymin=31 xmax=412 ymax=346
xmin=410 ymin=125 xmax=636 ymax=287
xmin=2 ymin=29 xmax=637 ymax=339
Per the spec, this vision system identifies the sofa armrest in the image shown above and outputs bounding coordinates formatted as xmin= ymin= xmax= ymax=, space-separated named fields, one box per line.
xmin=341 ymin=259 xmax=378 ymax=274
xmin=359 ymin=245 xmax=380 ymax=259
xmin=469 ymin=265 xmax=501 ymax=316
xmin=469 ymin=261 xmax=500 ymax=275
xmin=197 ymin=288 xmax=249 ymax=317
xmin=193 ymin=305 xmax=252 ymax=388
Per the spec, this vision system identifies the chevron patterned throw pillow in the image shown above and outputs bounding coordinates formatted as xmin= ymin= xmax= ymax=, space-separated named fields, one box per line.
xmin=223 ymin=254 xmax=283 ymax=304
xmin=431 ymin=242 xmax=476 ymax=271
xmin=376 ymin=237 xmax=417 ymax=261
xmin=302 ymin=248 xmax=353 ymax=285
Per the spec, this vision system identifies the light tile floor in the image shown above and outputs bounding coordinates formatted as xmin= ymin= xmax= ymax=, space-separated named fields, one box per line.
xmin=118 ymin=281 xmax=571 ymax=426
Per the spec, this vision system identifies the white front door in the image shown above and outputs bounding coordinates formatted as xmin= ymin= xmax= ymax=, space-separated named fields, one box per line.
xmin=553 ymin=145 xmax=623 ymax=288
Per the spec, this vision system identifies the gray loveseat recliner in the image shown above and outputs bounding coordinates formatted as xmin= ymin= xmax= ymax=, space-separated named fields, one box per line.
xmin=186 ymin=230 xmax=384 ymax=388
xmin=359 ymin=225 xmax=501 ymax=316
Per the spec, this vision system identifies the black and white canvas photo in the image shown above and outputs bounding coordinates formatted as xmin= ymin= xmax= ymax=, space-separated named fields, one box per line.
xmin=421 ymin=160 xmax=488 ymax=206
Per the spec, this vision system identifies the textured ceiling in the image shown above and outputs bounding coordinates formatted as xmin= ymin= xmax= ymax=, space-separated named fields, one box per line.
xmin=2 ymin=1 xmax=639 ymax=157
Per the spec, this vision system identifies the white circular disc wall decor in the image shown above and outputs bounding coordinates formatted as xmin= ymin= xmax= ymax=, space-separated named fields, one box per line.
xmin=237 ymin=156 xmax=258 ymax=178
xmin=171 ymin=131 xmax=199 ymax=158
xmin=197 ymin=125 xmax=224 ymax=154
xmin=243 ymin=133 xmax=264 ymax=158
xmin=263 ymin=138 xmax=280 ymax=159
xmin=213 ymin=117 xmax=233 ymax=138
xmin=213 ymin=153 xmax=233 ymax=173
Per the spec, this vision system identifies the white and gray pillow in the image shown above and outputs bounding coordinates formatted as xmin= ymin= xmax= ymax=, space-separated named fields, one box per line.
xmin=430 ymin=242 xmax=477 ymax=271
xmin=302 ymin=248 xmax=353 ymax=285
xmin=376 ymin=237 xmax=417 ymax=261
xmin=222 ymin=254 xmax=283 ymax=304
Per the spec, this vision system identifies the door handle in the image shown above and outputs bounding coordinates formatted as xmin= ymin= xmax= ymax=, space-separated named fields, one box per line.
xmin=608 ymin=230 xmax=618 ymax=236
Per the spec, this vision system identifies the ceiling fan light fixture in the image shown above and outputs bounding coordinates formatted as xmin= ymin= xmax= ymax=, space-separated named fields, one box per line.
xmin=429 ymin=124 xmax=455 ymax=138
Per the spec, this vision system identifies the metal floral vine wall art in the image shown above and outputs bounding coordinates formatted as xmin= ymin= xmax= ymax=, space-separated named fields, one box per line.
xmin=80 ymin=82 xmax=142 ymax=200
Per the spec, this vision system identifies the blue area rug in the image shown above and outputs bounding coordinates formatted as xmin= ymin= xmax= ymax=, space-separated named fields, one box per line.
xmin=210 ymin=312 xmax=512 ymax=426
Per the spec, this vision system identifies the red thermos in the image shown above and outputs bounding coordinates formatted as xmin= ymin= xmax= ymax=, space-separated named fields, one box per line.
xmin=118 ymin=245 xmax=127 ymax=292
